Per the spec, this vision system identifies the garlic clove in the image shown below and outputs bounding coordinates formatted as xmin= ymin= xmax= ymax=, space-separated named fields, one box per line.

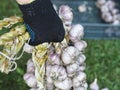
xmin=54 ymin=78 xmax=72 ymax=90
xmin=23 ymin=73 xmax=37 ymax=88
xmin=23 ymin=43 xmax=33 ymax=53
xmin=90 ymin=78 xmax=99 ymax=90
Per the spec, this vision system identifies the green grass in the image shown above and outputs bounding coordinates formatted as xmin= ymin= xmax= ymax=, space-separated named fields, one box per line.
xmin=0 ymin=0 xmax=120 ymax=90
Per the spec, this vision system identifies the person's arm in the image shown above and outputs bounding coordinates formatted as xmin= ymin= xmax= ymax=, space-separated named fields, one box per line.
xmin=16 ymin=0 xmax=35 ymax=5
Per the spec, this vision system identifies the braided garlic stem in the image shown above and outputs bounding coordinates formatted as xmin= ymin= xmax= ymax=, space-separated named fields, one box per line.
xmin=32 ymin=43 xmax=48 ymax=90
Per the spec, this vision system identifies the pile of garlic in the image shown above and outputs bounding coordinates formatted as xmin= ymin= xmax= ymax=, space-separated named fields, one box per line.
xmin=23 ymin=5 xmax=88 ymax=90
xmin=96 ymin=0 xmax=120 ymax=25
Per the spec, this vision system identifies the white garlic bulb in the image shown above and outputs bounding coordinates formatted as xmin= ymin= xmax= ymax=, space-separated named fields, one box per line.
xmin=90 ymin=78 xmax=99 ymax=90
xmin=73 ymin=72 xmax=86 ymax=87
xmin=59 ymin=5 xmax=73 ymax=25
xmin=102 ymin=13 xmax=113 ymax=23
xmin=62 ymin=46 xmax=78 ymax=65
xmin=69 ymin=24 xmax=84 ymax=43
xmin=23 ymin=43 xmax=33 ymax=53
xmin=74 ymin=40 xmax=87 ymax=51
xmin=48 ymin=54 xmax=61 ymax=65
xmin=76 ymin=54 xmax=86 ymax=65
xmin=26 ymin=59 xmax=35 ymax=73
xmin=49 ymin=65 xmax=67 ymax=81
xmin=46 ymin=82 xmax=54 ymax=90
xmin=23 ymin=73 xmax=37 ymax=88
xmin=74 ymin=86 xmax=86 ymax=90
xmin=97 ymin=0 xmax=106 ymax=6
xmin=54 ymin=78 xmax=72 ymax=90
xmin=100 ymin=5 xmax=109 ymax=13
xmin=66 ymin=63 xmax=79 ymax=74
xmin=77 ymin=64 xmax=86 ymax=71
xmin=29 ymin=88 xmax=39 ymax=90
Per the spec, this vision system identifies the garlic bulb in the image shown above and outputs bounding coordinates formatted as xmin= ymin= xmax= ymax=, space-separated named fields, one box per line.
xmin=23 ymin=43 xmax=33 ymax=53
xmin=77 ymin=64 xmax=86 ymax=71
xmin=46 ymin=82 xmax=54 ymax=90
xmin=54 ymin=78 xmax=72 ymax=90
xmin=26 ymin=59 xmax=35 ymax=73
xmin=59 ymin=5 xmax=73 ymax=26
xmin=73 ymin=72 xmax=86 ymax=87
xmin=66 ymin=63 xmax=79 ymax=74
xmin=76 ymin=54 xmax=86 ymax=65
xmin=74 ymin=40 xmax=87 ymax=51
xmin=69 ymin=24 xmax=84 ymax=43
xmin=74 ymin=86 xmax=86 ymax=90
xmin=62 ymin=46 xmax=78 ymax=65
xmin=23 ymin=73 xmax=37 ymax=88
xmin=48 ymin=54 xmax=61 ymax=65
xmin=90 ymin=78 xmax=99 ymax=90
xmin=29 ymin=88 xmax=39 ymax=90
xmin=49 ymin=65 xmax=67 ymax=81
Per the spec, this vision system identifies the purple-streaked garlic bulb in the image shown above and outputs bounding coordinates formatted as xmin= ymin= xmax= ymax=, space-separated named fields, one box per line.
xmin=90 ymin=78 xmax=99 ymax=90
xmin=54 ymin=78 xmax=72 ymax=90
xmin=23 ymin=73 xmax=37 ymax=88
xmin=62 ymin=46 xmax=79 ymax=65
xmin=69 ymin=24 xmax=84 ymax=43
xmin=73 ymin=72 xmax=87 ymax=87
xmin=26 ymin=59 xmax=35 ymax=73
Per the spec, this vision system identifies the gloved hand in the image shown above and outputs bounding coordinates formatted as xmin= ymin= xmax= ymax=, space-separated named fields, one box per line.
xmin=18 ymin=0 xmax=65 ymax=46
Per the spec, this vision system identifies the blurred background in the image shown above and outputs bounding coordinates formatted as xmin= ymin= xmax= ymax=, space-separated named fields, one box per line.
xmin=0 ymin=0 xmax=120 ymax=90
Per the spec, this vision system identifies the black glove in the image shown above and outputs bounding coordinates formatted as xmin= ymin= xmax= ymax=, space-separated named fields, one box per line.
xmin=18 ymin=0 xmax=65 ymax=46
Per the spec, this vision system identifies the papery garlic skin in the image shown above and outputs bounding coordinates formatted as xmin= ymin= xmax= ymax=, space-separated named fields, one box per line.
xmin=46 ymin=82 xmax=54 ymax=90
xmin=69 ymin=24 xmax=84 ymax=43
xmin=23 ymin=73 xmax=37 ymax=88
xmin=23 ymin=43 xmax=33 ymax=53
xmin=90 ymin=78 xmax=99 ymax=90
xmin=54 ymin=78 xmax=72 ymax=90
